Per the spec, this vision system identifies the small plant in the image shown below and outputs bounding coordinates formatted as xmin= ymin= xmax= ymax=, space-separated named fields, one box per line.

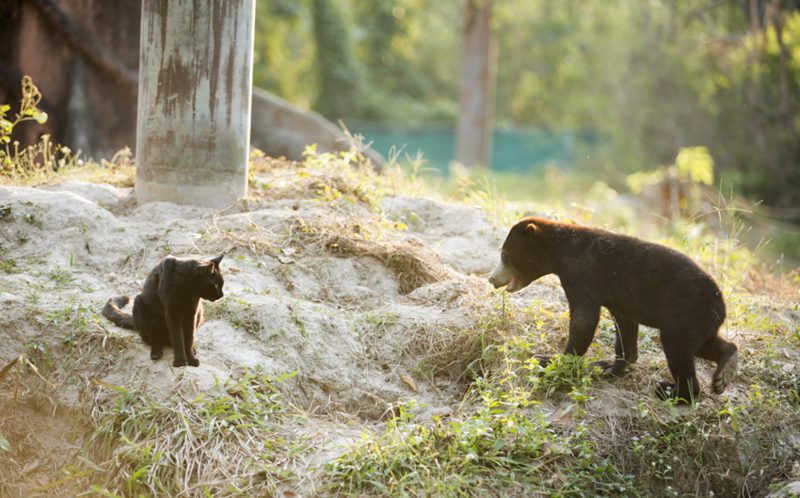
xmin=205 ymin=298 xmax=264 ymax=337
xmin=0 ymin=76 xmax=48 ymax=148
xmin=327 ymin=375 xmax=633 ymax=497
xmin=22 ymin=212 xmax=43 ymax=228
xmin=0 ymin=76 xmax=81 ymax=180
xmin=47 ymin=268 xmax=76 ymax=286
xmin=524 ymin=354 xmax=599 ymax=400
xmin=0 ymin=244 xmax=17 ymax=273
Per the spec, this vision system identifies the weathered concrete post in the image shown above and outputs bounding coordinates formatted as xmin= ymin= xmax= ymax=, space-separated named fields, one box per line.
xmin=136 ymin=0 xmax=255 ymax=207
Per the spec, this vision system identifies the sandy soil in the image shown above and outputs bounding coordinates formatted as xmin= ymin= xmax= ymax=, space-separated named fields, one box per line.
xmin=1 ymin=175 xmax=566 ymax=495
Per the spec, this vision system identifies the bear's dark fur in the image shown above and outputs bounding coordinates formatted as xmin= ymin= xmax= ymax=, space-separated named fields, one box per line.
xmin=489 ymin=217 xmax=737 ymax=402
xmin=102 ymin=254 xmax=225 ymax=367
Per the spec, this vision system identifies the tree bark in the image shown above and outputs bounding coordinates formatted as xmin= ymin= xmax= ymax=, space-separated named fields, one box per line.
xmin=455 ymin=0 xmax=495 ymax=168
xmin=136 ymin=0 xmax=255 ymax=207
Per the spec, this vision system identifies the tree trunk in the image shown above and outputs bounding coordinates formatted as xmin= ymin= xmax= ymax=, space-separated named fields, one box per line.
xmin=455 ymin=0 xmax=495 ymax=168
xmin=136 ymin=0 xmax=255 ymax=207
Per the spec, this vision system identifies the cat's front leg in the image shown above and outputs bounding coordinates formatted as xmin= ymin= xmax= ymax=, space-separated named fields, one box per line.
xmin=183 ymin=313 xmax=199 ymax=367
xmin=166 ymin=311 xmax=188 ymax=367
xmin=150 ymin=343 xmax=164 ymax=360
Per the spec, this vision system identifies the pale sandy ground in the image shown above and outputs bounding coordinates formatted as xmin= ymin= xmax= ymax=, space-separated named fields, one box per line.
xmin=0 ymin=178 xmax=570 ymax=495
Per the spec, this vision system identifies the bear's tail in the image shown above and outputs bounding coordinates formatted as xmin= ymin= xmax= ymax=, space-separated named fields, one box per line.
xmin=102 ymin=295 xmax=136 ymax=330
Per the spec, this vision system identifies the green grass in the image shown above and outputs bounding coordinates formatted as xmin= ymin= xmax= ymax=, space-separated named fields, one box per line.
xmin=205 ymin=298 xmax=265 ymax=337
xmin=324 ymin=290 xmax=800 ymax=497
xmin=0 ymin=245 xmax=17 ymax=273
xmin=325 ymin=353 xmax=634 ymax=497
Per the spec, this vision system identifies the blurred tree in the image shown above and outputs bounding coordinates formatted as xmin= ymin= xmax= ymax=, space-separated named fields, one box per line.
xmin=491 ymin=0 xmax=799 ymax=212
xmin=311 ymin=0 xmax=364 ymax=120
xmin=455 ymin=0 xmax=495 ymax=167
xmin=250 ymin=0 xmax=799 ymax=211
xmin=253 ymin=0 xmax=316 ymax=107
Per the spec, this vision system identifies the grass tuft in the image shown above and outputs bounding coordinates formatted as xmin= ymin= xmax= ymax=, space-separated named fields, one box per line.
xmin=83 ymin=369 xmax=304 ymax=497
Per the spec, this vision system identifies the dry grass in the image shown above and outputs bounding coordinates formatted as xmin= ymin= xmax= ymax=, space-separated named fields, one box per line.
xmin=79 ymin=370 xmax=305 ymax=497
xmin=319 ymin=231 xmax=448 ymax=294
xmin=247 ymin=149 xmax=380 ymax=206
xmin=0 ymin=146 xmax=135 ymax=188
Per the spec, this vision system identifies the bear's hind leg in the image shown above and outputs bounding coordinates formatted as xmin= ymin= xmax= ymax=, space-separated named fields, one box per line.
xmin=593 ymin=312 xmax=638 ymax=377
xmin=656 ymin=332 xmax=701 ymax=403
xmin=696 ymin=335 xmax=738 ymax=394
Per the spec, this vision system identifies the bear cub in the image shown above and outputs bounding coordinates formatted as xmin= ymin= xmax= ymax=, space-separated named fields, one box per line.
xmin=103 ymin=254 xmax=225 ymax=367
xmin=489 ymin=217 xmax=737 ymax=402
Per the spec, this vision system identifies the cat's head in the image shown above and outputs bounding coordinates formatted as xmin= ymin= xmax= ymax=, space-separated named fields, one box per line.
xmin=194 ymin=254 xmax=225 ymax=301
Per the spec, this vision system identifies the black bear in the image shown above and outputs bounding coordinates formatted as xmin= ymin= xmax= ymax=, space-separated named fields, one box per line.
xmin=103 ymin=254 xmax=225 ymax=367
xmin=489 ymin=217 xmax=737 ymax=402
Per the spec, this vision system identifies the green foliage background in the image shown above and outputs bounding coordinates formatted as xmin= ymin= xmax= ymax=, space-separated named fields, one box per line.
xmin=253 ymin=0 xmax=800 ymax=211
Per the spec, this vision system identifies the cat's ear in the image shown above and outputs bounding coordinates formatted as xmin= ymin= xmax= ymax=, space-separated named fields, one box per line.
xmin=210 ymin=254 xmax=224 ymax=266
xmin=194 ymin=262 xmax=214 ymax=274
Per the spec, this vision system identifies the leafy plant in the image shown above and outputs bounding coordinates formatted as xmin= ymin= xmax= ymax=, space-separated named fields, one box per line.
xmin=0 ymin=76 xmax=81 ymax=180
xmin=0 ymin=76 xmax=48 ymax=148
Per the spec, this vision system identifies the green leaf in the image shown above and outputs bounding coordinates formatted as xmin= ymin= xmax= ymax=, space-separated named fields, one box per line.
xmin=493 ymin=437 xmax=506 ymax=451
xmin=676 ymin=146 xmax=714 ymax=186
xmin=33 ymin=111 xmax=48 ymax=124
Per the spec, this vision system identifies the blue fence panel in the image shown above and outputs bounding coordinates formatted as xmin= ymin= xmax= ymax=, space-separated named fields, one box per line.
xmin=346 ymin=121 xmax=588 ymax=173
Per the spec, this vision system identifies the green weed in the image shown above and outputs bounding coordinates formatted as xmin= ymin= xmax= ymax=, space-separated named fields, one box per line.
xmin=205 ymin=298 xmax=264 ymax=337
xmin=0 ymin=244 xmax=17 ymax=273
xmin=22 ymin=212 xmax=43 ymax=229
xmin=327 ymin=377 xmax=633 ymax=497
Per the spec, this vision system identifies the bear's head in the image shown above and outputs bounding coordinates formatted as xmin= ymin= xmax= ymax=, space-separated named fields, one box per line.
xmin=489 ymin=217 xmax=558 ymax=293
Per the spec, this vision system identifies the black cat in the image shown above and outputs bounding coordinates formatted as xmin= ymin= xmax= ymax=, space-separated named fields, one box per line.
xmin=103 ymin=254 xmax=225 ymax=367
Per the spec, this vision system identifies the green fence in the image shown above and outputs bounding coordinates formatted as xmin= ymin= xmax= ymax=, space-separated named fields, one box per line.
xmin=346 ymin=121 xmax=591 ymax=173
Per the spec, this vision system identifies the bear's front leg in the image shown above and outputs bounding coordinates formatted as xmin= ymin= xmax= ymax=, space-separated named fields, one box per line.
xmin=592 ymin=312 xmax=639 ymax=376
xmin=564 ymin=304 xmax=600 ymax=357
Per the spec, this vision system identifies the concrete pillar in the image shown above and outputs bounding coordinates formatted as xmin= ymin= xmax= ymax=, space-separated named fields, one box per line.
xmin=135 ymin=0 xmax=255 ymax=207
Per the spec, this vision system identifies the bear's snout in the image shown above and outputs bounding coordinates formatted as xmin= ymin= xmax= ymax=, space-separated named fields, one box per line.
xmin=489 ymin=261 xmax=514 ymax=289
xmin=488 ymin=272 xmax=503 ymax=288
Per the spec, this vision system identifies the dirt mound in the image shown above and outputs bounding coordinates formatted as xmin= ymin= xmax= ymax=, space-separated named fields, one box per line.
xmin=0 ymin=163 xmax=518 ymax=493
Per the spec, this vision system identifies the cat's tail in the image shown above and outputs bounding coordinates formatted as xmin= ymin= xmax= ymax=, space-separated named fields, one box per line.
xmin=102 ymin=295 xmax=136 ymax=330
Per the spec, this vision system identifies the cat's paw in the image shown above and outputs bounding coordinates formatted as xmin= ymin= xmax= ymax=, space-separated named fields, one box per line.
xmin=187 ymin=357 xmax=200 ymax=367
xmin=172 ymin=358 xmax=187 ymax=367
xmin=150 ymin=347 xmax=163 ymax=360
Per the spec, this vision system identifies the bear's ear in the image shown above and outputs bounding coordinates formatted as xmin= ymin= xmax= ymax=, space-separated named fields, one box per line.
xmin=525 ymin=222 xmax=538 ymax=239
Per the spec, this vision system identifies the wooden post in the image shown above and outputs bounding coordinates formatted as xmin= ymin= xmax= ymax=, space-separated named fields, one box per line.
xmin=136 ymin=0 xmax=255 ymax=207
xmin=455 ymin=0 xmax=495 ymax=168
